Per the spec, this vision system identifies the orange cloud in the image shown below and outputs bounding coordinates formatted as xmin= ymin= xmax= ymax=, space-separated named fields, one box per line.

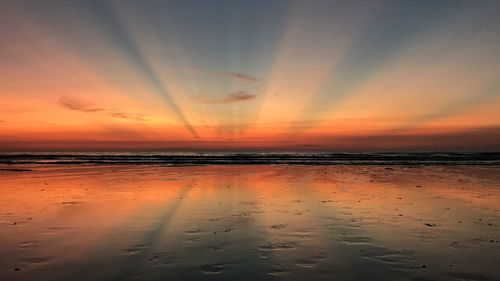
xmin=58 ymin=96 xmax=148 ymax=121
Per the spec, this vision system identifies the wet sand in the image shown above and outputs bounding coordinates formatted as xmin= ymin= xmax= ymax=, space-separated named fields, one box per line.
xmin=0 ymin=164 xmax=499 ymax=281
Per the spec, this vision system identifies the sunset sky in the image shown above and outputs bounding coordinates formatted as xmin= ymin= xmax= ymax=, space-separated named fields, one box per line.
xmin=1 ymin=0 xmax=499 ymax=151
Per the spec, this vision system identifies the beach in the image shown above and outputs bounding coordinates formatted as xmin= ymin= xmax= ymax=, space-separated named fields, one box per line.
xmin=0 ymin=164 xmax=499 ymax=281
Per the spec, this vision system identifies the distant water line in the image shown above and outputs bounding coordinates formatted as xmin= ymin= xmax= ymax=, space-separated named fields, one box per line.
xmin=0 ymin=152 xmax=499 ymax=165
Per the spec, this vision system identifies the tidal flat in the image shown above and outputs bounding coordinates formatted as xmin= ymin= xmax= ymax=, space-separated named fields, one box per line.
xmin=0 ymin=164 xmax=499 ymax=281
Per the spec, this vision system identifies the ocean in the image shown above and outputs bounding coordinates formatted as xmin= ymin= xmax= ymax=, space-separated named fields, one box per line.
xmin=1 ymin=151 xmax=499 ymax=165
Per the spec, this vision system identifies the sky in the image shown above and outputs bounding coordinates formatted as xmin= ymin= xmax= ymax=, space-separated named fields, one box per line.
xmin=1 ymin=0 xmax=499 ymax=151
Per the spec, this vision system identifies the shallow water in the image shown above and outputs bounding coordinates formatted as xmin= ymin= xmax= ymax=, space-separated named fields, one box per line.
xmin=0 ymin=165 xmax=499 ymax=281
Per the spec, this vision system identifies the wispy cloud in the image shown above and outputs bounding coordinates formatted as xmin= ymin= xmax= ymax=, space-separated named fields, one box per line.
xmin=185 ymin=68 xmax=260 ymax=83
xmin=58 ymin=96 xmax=104 ymax=113
xmin=58 ymin=96 xmax=148 ymax=121
xmin=197 ymin=91 xmax=257 ymax=104
xmin=109 ymin=112 xmax=147 ymax=121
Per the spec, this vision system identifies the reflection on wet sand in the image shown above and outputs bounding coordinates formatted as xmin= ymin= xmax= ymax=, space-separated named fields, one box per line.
xmin=0 ymin=165 xmax=499 ymax=281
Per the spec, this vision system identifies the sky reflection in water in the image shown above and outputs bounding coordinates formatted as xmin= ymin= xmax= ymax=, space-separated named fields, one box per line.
xmin=0 ymin=165 xmax=499 ymax=281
